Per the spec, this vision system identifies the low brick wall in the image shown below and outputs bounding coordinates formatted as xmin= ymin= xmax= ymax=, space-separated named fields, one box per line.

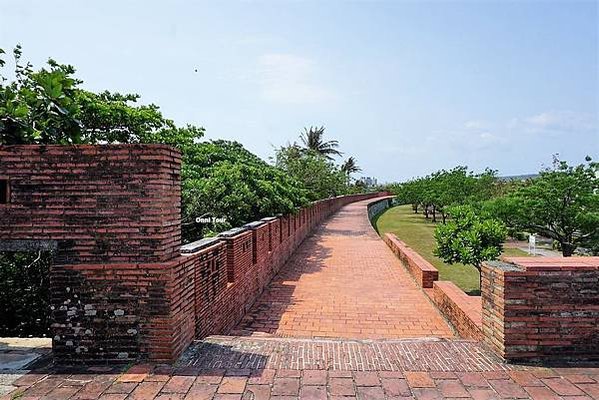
xmin=366 ymin=196 xmax=393 ymax=221
xmin=482 ymin=257 xmax=599 ymax=363
xmin=376 ymin=227 xmax=483 ymax=341
xmin=431 ymin=281 xmax=482 ymax=340
xmin=382 ymin=233 xmax=439 ymax=288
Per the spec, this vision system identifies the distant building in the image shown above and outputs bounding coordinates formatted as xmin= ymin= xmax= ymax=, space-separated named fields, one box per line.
xmin=498 ymin=173 xmax=538 ymax=182
xmin=363 ymin=176 xmax=378 ymax=187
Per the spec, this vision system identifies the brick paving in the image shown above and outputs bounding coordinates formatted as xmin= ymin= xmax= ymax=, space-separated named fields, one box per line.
xmin=178 ymin=337 xmax=508 ymax=372
xmin=232 ymin=199 xmax=453 ymax=339
xmin=4 ymin=345 xmax=599 ymax=400
xmin=4 ymin=199 xmax=599 ymax=399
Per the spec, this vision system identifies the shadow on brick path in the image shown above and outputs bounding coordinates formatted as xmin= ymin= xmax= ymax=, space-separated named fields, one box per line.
xmin=232 ymin=199 xmax=454 ymax=340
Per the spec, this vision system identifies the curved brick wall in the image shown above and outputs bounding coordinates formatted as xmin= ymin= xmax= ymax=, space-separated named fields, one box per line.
xmin=366 ymin=196 xmax=394 ymax=221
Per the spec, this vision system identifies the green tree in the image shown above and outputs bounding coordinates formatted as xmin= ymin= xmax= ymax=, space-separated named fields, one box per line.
xmin=434 ymin=205 xmax=507 ymax=285
xmin=299 ymin=126 xmax=342 ymax=160
xmin=340 ymin=156 xmax=362 ymax=175
xmin=275 ymin=144 xmax=348 ymax=201
xmin=182 ymin=140 xmax=308 ymax=239
xmin=488 ymin=157 xmax=598 ymax=256
xmin=0 ymin=47 xmax=309 ymax=243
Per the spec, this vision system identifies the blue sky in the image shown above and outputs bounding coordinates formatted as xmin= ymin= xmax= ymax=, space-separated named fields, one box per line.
xmin=1 ymin=0 xmax=597 ymax=182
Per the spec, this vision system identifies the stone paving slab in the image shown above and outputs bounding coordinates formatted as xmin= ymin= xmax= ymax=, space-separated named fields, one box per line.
xmin=0 ymin=338 xmax=52 ymax=396
xmin=3 ymin=344 xmax=598 ymax=400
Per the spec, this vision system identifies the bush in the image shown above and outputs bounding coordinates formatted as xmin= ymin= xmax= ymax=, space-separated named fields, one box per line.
xmin=0 ymin=251 xmax=52 ymax=337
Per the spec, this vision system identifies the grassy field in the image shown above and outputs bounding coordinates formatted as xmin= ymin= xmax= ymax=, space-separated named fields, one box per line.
xmin=374 ymin=204 xmax=529 ymax=295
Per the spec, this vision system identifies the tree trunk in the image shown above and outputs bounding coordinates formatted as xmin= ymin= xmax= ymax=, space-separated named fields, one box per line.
xmin=475 ymin=264 xmax=482 ymax=291
xmin=442 ymin=213 xmax=446 ymax=224
xmin=413 ymin=204 xmax=418 ymax=213
xmin=424 ymin=206 xmax=429 ymax=219
xmin=561 ymin=242 xmax=576 ymax=257
xmin=431 ymin=205 xmax=437 ymax=223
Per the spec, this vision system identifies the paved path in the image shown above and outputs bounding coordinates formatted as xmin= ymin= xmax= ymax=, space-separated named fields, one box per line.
xmin=5 ymin=343 xmax=599 ymax=399
xmin=232 ymin=199 xmax=453 ymax=339
xmin=5 ymin=198 xmax=599 ymax=399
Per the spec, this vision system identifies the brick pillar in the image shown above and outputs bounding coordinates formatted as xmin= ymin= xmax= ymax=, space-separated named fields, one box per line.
xmin=218 ymin=228 xmax=253 ymax=283
xmin=0 ymin=144 xmax=184 ymax=363
xmin=482 ymin=257 xmax=599 ymax=363
xmin=244 ymin=221 xmax=269 ymax=265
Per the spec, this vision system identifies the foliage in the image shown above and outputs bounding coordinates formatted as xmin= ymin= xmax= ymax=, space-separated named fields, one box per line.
xmin=340 ymin=156 xmax=362 ymax=175
xmin=486 ymin=157 xmax=598 ymax=256
xmin=0 ymin=251 xmax=52 ymax=337
xmin=0 ymin=46 xmax=83 ymax=144
xmin=274 ymin=144 xmax=349 ymax=201
xmin=182 ymin=140 xmax=308 ymax=239
xmin=0 ymin=46 xmax=206 ymax=147
xmin=299 ymin=126 xmax=342 ymax=160
xmin=0 ymin=47 xmax=309 ymax=242
xmin=434 ymin=205 xmax=507 ymax=274
xmin=393 ymin=167 xmax=498 ymax=222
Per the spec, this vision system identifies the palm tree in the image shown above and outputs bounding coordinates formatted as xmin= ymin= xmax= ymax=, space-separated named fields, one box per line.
xmin=341 ymin=156 xmax=362 ymax=175
xmin=299 ymin=126 xmax=342 ymax=160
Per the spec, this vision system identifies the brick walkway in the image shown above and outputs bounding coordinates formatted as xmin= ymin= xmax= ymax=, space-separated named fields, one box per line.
xmin=232 ymin=199 xmax=453 ymax=339
xmin=4 ymin=198 xmax=599 ymax=399
xmin=5 ymin=337 xmax=599 ymax=400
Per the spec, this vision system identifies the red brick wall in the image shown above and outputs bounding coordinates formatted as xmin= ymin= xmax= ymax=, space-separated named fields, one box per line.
xmin=0 ymin=144 xmax=385 ymax=364
xmin=431 ymin=281 xmax=482 ymax=340
xmin=383 ymin=233 xmax=439 ymax=288
xmin=0 ymin=144 xmax=181 ymax=263
xmin=245 ymin=221 xmax=269 ymax=265
xmin=482 ymin=257 xmax=599 ymax=363
xmin=219 ymin=229 xmax=253 ymax=283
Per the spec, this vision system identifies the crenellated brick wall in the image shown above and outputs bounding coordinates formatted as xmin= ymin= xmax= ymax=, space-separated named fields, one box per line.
xmin=0 ymin=144 xmax=385 ymax=363
xmin=482 ymin=257 xmax=599 ymax=363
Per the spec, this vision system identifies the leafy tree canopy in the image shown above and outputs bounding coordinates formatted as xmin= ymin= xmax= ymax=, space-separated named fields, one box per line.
xmin=434 ymin=204 xmax=507 ymax=276
xmin=486 ymin=157 xmax=598 ymax=256
xmin=299 ymin=126 xmax=342 ymax=160
xmin=182 ymin=140 xmax=309 ymax=238
xmin=274 ymin=144 xmax=349 ymax=201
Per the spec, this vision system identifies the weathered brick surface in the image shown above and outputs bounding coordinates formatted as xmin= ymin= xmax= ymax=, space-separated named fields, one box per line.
xmin=482 ymin=257 xmax=599 ymax=362
xmin=383 ymin=233 xmax=439 ymax=288
xmin=0 ymin=144 xmax=385 ymax=364
xmin=8 ymin=357 xmax=599 ymax=400
xmin=219 ymin=229 xmax=253 ymax=283
xmin=431 ymin=281 xmax=483 ymax=341
xmin=245 ymin=221 xmax=269 ymax=265
xmin=180 ymin=336 xmax=505 ymax=371
xmin=0 ymin=144 xmax=181 ymax=263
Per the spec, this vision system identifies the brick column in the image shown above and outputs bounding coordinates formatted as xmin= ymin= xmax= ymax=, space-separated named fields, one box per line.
xmin=482 ymin=257 xmax=599 ymax=363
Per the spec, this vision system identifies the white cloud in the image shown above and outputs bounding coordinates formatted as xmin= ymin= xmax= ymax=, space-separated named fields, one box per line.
xmin=464 ymin=120 xmax=487 ymax=130
xmin=257 ymin=53 xmax=336 ymax=105
xmin=513 ymin=110 xmax=596 ymax=134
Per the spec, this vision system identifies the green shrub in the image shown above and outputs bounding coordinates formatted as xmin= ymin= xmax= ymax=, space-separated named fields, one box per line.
xmin=0 ymin=251 xmax=52 ymax=337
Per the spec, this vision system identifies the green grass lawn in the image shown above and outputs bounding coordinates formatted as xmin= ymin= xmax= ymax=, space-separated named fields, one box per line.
xmin=374 ymin=204 xmax=529 ymax=295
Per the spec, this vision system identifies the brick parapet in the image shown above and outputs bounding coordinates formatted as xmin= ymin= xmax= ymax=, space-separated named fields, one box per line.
xmin=431 ymin=281 xmax=483 ymax=340
xmin=383 ymin=233 xmax=439 ymax=288
xmin=0 ymin=144 xmax=386 ymax=363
